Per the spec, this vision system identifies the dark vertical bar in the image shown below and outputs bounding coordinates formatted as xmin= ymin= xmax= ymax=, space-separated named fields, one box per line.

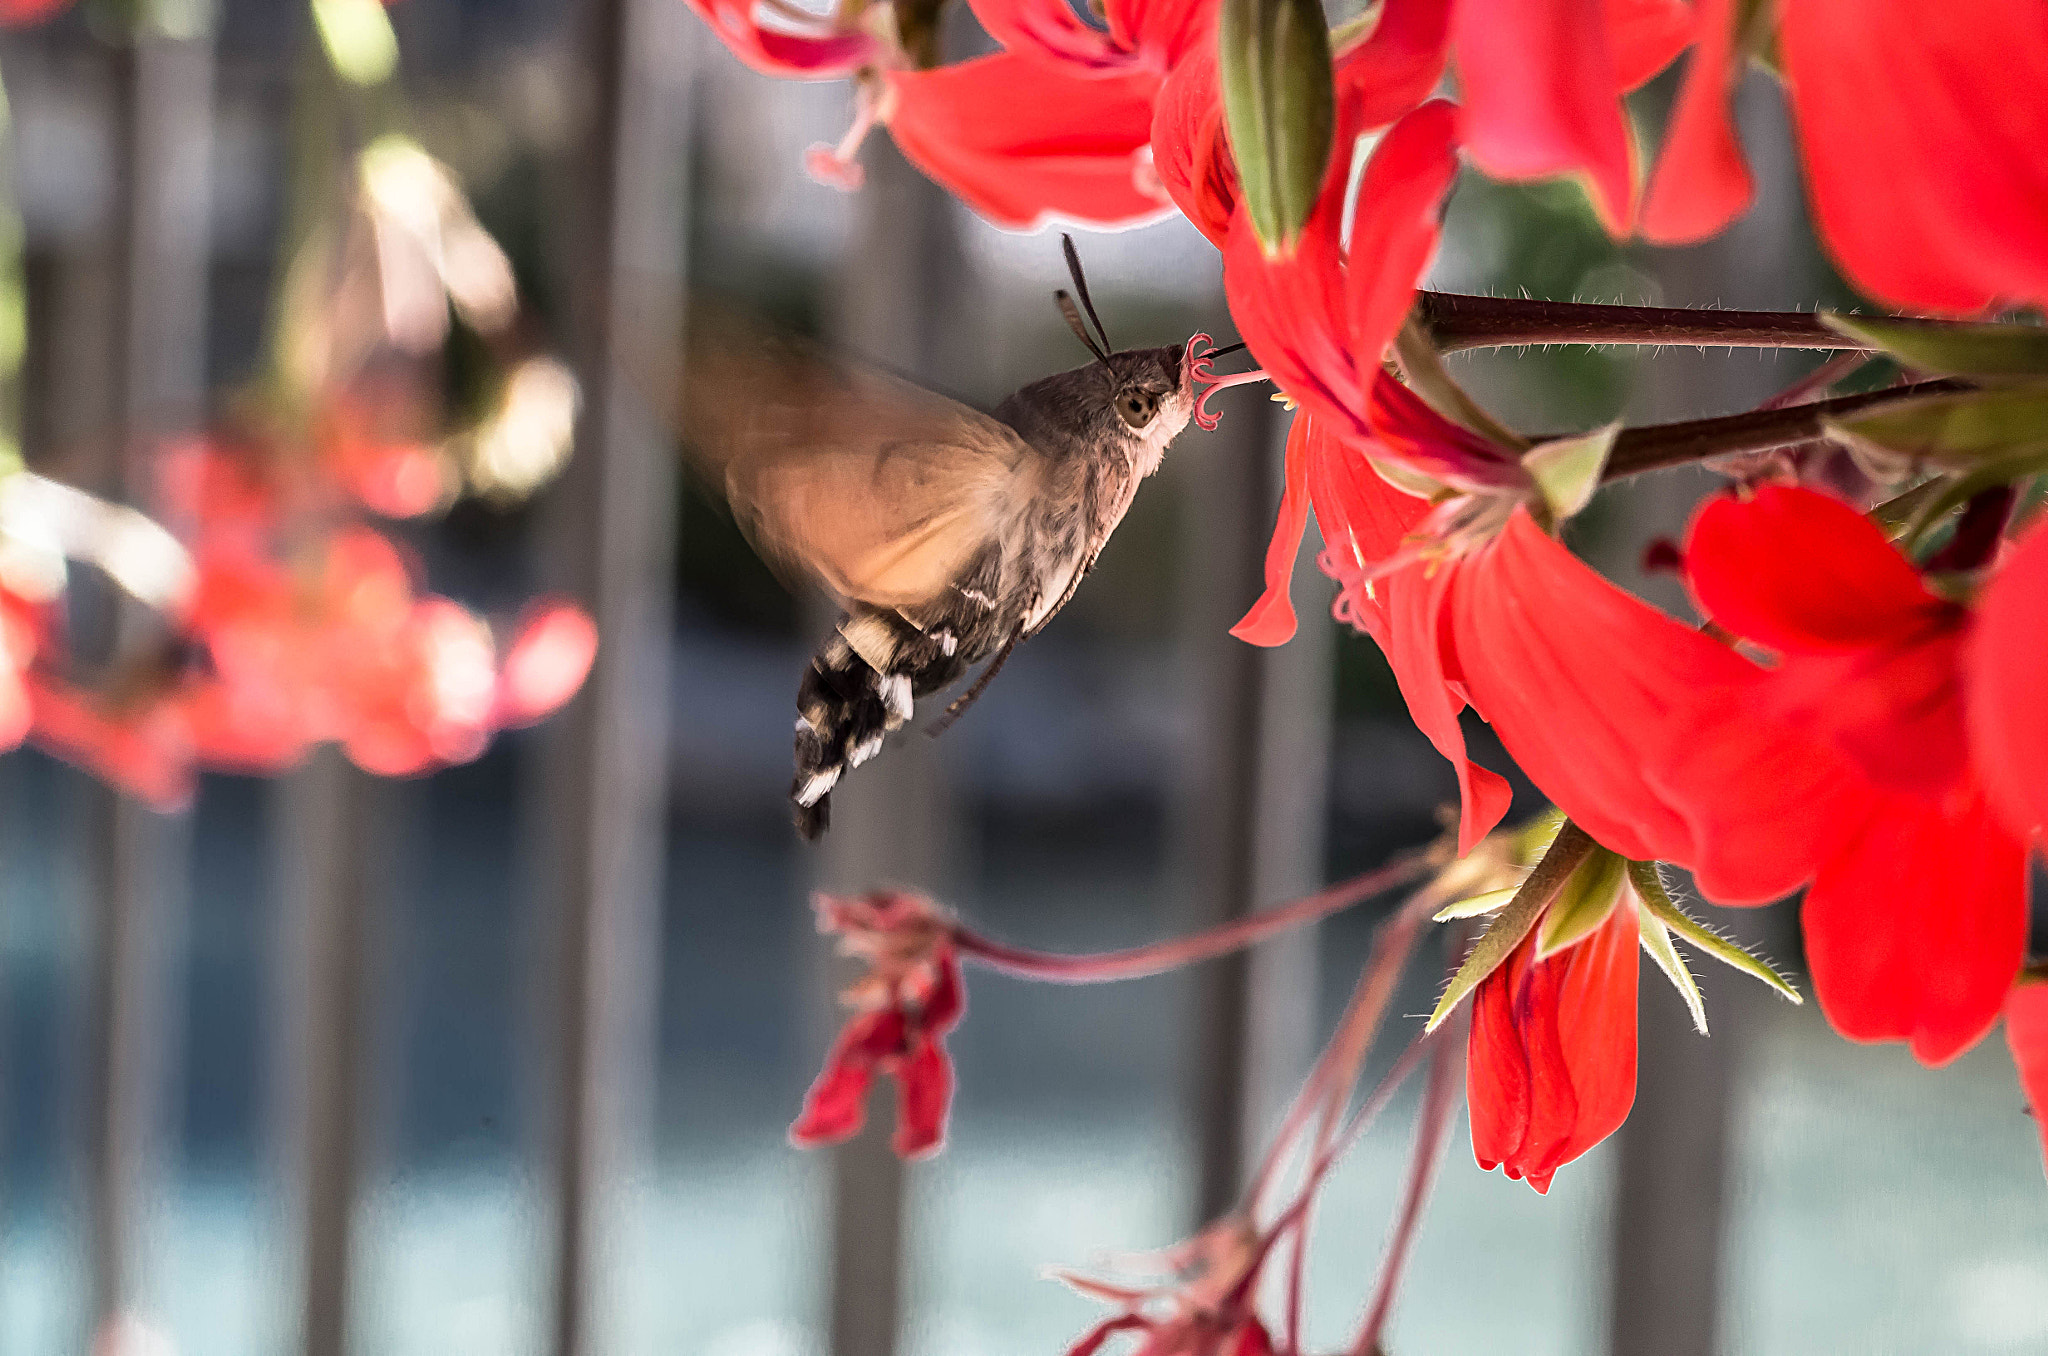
xmin=816 ymin=135 xmax=965 ymax=1356
xmin=1175 ymin=393 xmax=1333 ymax=1224
xmin=537 ymin=0 xmax=687 ymax=1351
xmin=82 ymin=17 xmax=213 ymax=1351
xmin=277 ymin=751 xmax=389 ymax=1356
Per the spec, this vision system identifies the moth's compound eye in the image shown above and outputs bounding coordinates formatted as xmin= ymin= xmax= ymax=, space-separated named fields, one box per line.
xmin=1118 ymin=392 xmax=1158 ymax=429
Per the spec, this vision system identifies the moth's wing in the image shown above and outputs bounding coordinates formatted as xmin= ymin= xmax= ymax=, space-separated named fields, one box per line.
xmin=678 ymin=308 xmax=1042 ymax=609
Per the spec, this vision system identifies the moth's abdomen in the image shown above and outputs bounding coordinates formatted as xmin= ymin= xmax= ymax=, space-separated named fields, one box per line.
xmin=790 ymin=608 xmax=971 ymax=839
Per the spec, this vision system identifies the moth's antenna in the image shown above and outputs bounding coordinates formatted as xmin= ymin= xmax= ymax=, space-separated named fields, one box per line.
xmin=1056 ymin=291 xmax=1111 ymax=364
xmin=1061 ymin=233 xmax=1114 ymax=356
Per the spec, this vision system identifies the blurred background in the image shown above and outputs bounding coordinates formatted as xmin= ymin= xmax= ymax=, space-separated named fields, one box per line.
xmin=0 ymin=1 xmax=2045 ymax=1354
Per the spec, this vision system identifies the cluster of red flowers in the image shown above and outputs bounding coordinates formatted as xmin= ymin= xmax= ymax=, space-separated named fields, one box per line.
xmin=3 ymin=433 xmax=595 ymax=808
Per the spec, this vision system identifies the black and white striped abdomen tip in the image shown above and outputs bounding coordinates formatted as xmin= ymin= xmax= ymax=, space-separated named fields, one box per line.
xmin=789 ymin=631 xmax=916 ymax=840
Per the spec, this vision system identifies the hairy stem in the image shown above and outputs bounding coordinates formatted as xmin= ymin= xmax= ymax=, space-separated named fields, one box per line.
xmin=952 ymin=848 xmax=1437 ymax=984
xmin=1600 ymin=379 xmax=1967 ymax=481
xmin=1416 ymin=291 xmax=1954 ymax=354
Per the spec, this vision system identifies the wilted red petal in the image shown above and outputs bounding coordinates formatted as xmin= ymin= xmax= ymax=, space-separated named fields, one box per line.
xmin=1453 ymin=0 xmax=1634 ymax=232
xmin=1605 ymin=0 xmax=1692 ymax=91
xmin=2006 ymin=981 xmax=2048 ymax=1178
xmin=1640 ymin=0 xmax=1754 ymax=244
xmin=1344 ymin=100 xmax=1461 ymax=386
xmin=790 ymin=1009 xmax=902 ymax=1147
xmin=1685 ymin=486 xmax=1943 ymax=654
xmin=1967 ymin=520 xmax=2048 ymax=839
xmin=1780 ymin=0 xmax=2048 ymax=313
xmin=683 ymin=0 xmax=879 ymax=76
xmin=498 ymin=600 xmax=598 ymax=726
xmin=886 ymin=58 xmax=1171 ymax=229
xmin=1802 ymin=788 xmax=2028 ymax=1066
xmin=891 ymin=1036 xmax=955 ymax=1156
xmin=1451 ymin=508 xmax=1747 ymax=865
xmin=1230 ymin=414 xmax=1316 ymax=646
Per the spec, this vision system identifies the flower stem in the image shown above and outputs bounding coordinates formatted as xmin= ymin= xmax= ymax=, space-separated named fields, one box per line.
xmin=1599 ymin=379 xmax=1968 ymax=482
xmin=951 ymin=849 xmax=1436 ymax=984
xmin=1414 ymin=291 xmax=1956 ymax=354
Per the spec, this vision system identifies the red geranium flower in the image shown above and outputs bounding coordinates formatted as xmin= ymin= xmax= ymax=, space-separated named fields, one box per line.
xmin=1653 ymin=486 xmax=2031 ymax=1064
xmin=1646 ymin=0 xmax=2048 ymax=312
xmin=1469 ymin=871 xmax=1640 ymax=1193
xmin=1057 ymin=1215 xmax=1273 ymax=1356
xmin=791 ymin=890 xmax=965 ymax=1157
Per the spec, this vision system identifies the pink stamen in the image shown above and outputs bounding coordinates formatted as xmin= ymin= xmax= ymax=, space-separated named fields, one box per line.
xmin=804 ymin=81 xmax=885 ymax=192
xmin=1185 ymin=332 xmax=1272 ymax=431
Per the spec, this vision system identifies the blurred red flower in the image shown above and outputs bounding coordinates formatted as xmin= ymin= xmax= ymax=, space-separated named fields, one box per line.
xmin=791 ymin=891 xmax=965 ymax=1157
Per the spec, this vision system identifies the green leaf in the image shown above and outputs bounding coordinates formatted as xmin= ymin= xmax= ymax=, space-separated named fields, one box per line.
xmin=1521 ymin=423 xmax=1620 ymax=524
xmin=1824 ymin=313 xmax=2048 ymax=380
xmin=1433 ymin=886 xmax=1518 ymax=922
xmin=1636 ymin=907 xmax=1709 ymax=1035
xmin=1426 ymin=822 xmax=1596 ymax=1032
xmin=1535 ymin=847 xmax=1626 ymax=957
xmin=1218 ymin=0 xmax=1335 ymax=254
xmin=1628 ymin=861 xmax=1803 ymax=1006
xmin=1829 ymin=386 xmax=2048 ymax=473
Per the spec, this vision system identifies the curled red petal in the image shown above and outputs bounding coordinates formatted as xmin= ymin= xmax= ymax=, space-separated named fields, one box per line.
xmin=884 ymin=58 xmax=1171 ymax=229
xmin=1451 ymin=508 xmax=1747 ymax=865
xmin=1231 ymin=413 xmax=1315 ymax=647
xmin=1640 ymin=0 xmax=1754 ymax=244
xmin=1453 ymin=0 xmax=1634 ymax=233
xmin=1606 ymin=0 xmax=1693 ymax=91
xmin=2006 ymin=980 xmax=2048 ymax=1180
xmin=1780 ymin=0 xmax=2048 ymax=313
xmin=1802 ymin=789 xmax=2028 ymax=1066
xmin=1332 ymin=0 xmax=1456 ymax=129
xmin=1967 ymin=519 xmax=2048 ymax=839
xmin=1684 ymin=485 xmax=1942 ymax=653
xmin=1344 ymin=100 xmax=1462 ymax=383
xmin=1151 ymin=51 xmax=1238 ymax=247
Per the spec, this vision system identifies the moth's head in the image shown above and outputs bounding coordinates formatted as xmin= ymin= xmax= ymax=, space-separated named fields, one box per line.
xmin=1102 ymin=344 xmax=1194 ymax=447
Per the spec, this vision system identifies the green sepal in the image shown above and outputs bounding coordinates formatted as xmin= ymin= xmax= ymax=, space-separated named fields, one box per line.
xmin=1426 ymin=822 xmax=1596 ymax=1032
xmin=1895 ymin=454 xmax=2048 ymax=555
xmin=1824 ymin=313 xmax=2048 ymax=381
xmin=1634 ymin=903 xmax=1709 ymax=1035
xmin=1394 ymin=319 xmax=1530 ymax=451
xmin=1522 ymin=423 xmax=1620 ymax=525
xmin=1433 ymin=886 xmax=1518 ymax=922
xmin=1218 ymin=0 xmax=1335 ymax=255
xmin=1627 ymin=860 xmax=1802 ymax=1006
xmin=1535 ymin=847 xmax=1626 ymax=957
xmin=1829 ymin=385 xmax=2048 ymax=474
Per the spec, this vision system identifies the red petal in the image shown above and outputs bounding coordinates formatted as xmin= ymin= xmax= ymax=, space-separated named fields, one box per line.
xmin=892 ymin=1036 xmax=955 ymax=1156
xmin=497 ymin=600 xmax=598 ymax=727
xmin=1605 ymin=0 xmax=1692 ymax=91
xmin=684 ymin=0 xmax=878 ymax=77
xmin=968 ymin=0 xmax=1125 ymax=67
xmin=1227 ymin=1318 xmax=1278 ymax=1356
xmin=1105 ymin=0 xmax=1216 ymax=69
xmin=1780 ymin=0 xmax=2048 ymax=313
xmin=790 ymin=1011 xmax=897 ymax=1147
xmin=1367 ymin=373 xmax=1528 ymax=492
xmin=1467 ymin=939 xmax=1535 ymax=1176
xmin=1453 ymin=0 xmax=1634 ymax=233
xmin=1333 ymin=0 xmax=1456 ymax=129
xmin=1222 ymin=190 xmax=1361 ymax=442
xmin=1684 ymin=485 xmax=1942 ymax=654
xmin=1967 ymin=520 xmax=2048 ymax=839
xmin=1802 ymin=789 xmax=2029 ymax=1066
xmin=923 ymin=948 xmax=968 ymax=1033
xmin=2005 ymin=980 xmax=2048 ymax=1179
xmin=1451 ymin=508 xmax=1748 ymax=864
xmin=1546 ymin=896 xmax=1639 ymax=1171
xmin=1504 ymin=940 xmax=1578 ymax=1189
xmin=1231 ymin=413 xmax=1315 ymax=647
xmin=1344 ymin=101 xmax=1462 ymax=383
xmin=1639 ymin=0 xmax=1754 ymax=244
xmin=1151 ymin=52 xmax=1237 ymax=247
xmin=885 ymin=58 xmax=1171 ymax=229
xmin=1646 ymin=673 xmax=1875 ymax=905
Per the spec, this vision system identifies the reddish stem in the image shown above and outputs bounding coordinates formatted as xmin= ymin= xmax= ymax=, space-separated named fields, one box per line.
xmin=951 ymin=850 xmax=1436 ymax=985
xmin=1417 ymin=291 xmax=1919 ymax=354
xmin=1350 ymin=1008 xmax=1466 ymax=1356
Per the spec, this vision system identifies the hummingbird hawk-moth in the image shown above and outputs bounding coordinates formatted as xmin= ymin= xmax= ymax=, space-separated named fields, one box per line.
xmin=680 ymin=238 xmax=1233 ymax=838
